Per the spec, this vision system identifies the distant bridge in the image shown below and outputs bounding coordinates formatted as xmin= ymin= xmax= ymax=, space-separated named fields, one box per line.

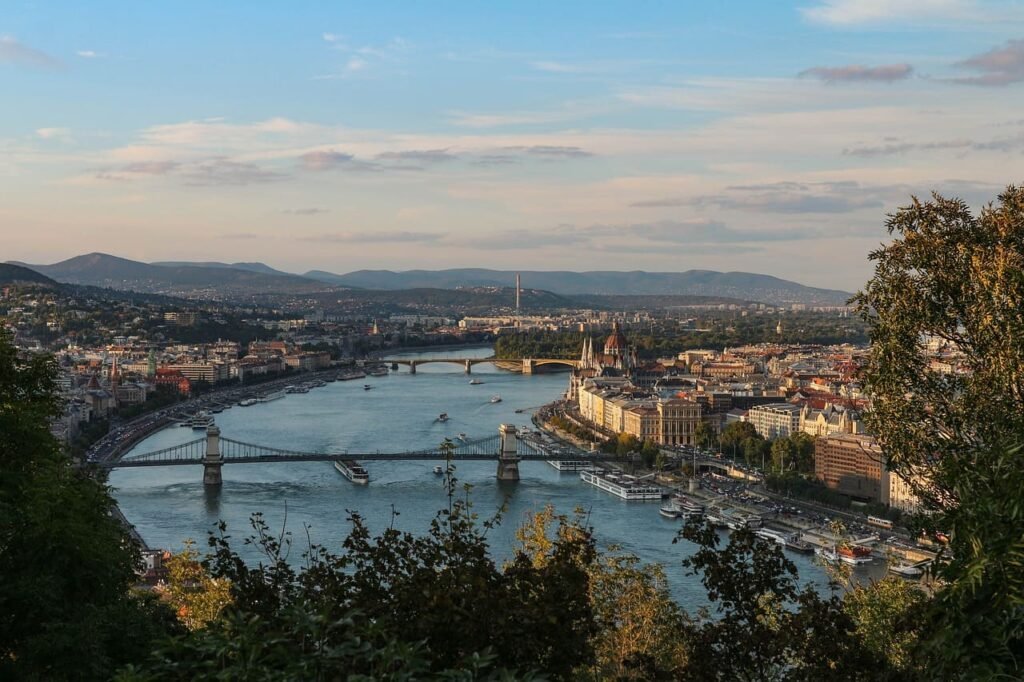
xmin=383 ymin=357 xmax=580 ymax=374
xmin=101 ymin=424 xmax=620 ymax=485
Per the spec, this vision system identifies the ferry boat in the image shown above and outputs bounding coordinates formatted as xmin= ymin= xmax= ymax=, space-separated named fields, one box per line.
xmin=334 ymin=459 xmax=369 ymax=485
xmin=258 ymin=390 xmax=286 ymax=403
xmin=671 ymin=494 xmax=705 ymax=516
xmin=548 ymin=460 xmax=594 ymax=472
xmin=468 ymin=379 xmax=483 ymax=385
xmin=433 ymin=465 xmax=445 ymax=475
xmin=815 ymin=546 xmax=840 ymax=562
xmin=838 ymin=545 xmax=874 ymax=565
xmin=239 ymin=398 xmax=258 ymax=407
xmin=490 ymin=395 xmax=502 ymax=403
xmin=888 ymin=561 xmax=924 ymax=578
xmin=368 ymin=366 xmax=388 ymax=377
xmin=363 ymin=384 xmax=373 ymax=390
xmin=579 ymin=470 xmax=663 ymax=501
xmin=437 ymin=413 xmax=449 ymax=423
xmin=183 ymin=412 xmax=215 ymax=429
xmin=659 ymin=504 xmax=683 ymax=519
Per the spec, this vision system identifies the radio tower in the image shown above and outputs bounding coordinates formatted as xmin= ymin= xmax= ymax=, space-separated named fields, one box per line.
xmin=515 ymin=273 xmax=521 ymax=316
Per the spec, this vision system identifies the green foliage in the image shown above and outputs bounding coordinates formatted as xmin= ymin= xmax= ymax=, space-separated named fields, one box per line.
xmin=720 ymin=421 xmax=758 ymax=453
xmin=127 ymin=485 xmax=598 ymax=680
xmin=843 ymin=576 xmax=925 ymax=675
xmin=854 ymin=186 xmax=1024 ymax=677
xmin=677 ymin=519 xmax=887 ymax=680
xmin=0 ymin=330 xmax=181 ymax=680
xmin=602 ymin=432 xmax=641 ymax=456
xmin=548 ymin=413 xmax=599 ymax=442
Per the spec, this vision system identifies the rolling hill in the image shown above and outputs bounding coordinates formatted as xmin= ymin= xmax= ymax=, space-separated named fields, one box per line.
xmin=0 ymin=263 xmax=58 ymax=287
xmin=9 ymin=253 xmax=334 ymax=297
xmin=303 ymin=268 xmax=851 ymax=306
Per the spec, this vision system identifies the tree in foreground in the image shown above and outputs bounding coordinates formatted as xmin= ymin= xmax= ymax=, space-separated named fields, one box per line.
xmin=121 ymin=489 xmax=598 ymax=680
xmin=677 ymin=519 xmax=887 ymax=681
xmin=0 ymin=331 xmax=181 ymax=680
xmin=854 ymin=186 xmax=1024 ymax=676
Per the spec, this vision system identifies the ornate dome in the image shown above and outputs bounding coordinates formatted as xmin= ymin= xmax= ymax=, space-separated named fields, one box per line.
xmin=603 ymin=321 xmax=627 ymax=356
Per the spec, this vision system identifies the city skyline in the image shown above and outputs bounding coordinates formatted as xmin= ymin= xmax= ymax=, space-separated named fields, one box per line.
xmin=3 ymin=1 xmax=1024 ymax=289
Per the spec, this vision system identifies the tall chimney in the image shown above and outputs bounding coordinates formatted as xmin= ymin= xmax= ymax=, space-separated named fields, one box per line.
xmin=515 ymin=273 xmax=521 ymax=315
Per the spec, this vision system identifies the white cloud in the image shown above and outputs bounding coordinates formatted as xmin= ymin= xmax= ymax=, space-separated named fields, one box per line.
xmin=36 ymin=127 xmax=71 ymax=140
xmin=76 ymin=50 xmax=99 ymax=59
xmin=346 ymin=56 xmax=367 ymax=73
xmin=800 ymin=0 xmax=1020 ymax=26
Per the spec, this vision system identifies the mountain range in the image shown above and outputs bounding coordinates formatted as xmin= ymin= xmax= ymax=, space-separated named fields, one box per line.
xmin=6 ymin=254 xmax=851 ymax=305
xmin=304 ymin=268 xmax=851 ymax=305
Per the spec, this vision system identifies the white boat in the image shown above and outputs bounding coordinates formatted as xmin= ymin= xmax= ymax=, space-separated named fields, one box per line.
xmin=258 ymin=390 xmax=286 ymax=403
xmin=888 ymin=561 xmax=924 ymax=577
xmin=184 ymin=412 xmax=214 ymax=430
xmin=238 ymin=398 xmax=257 ymax=407
xmin=548 ymin=460 xmax=594 ymax=472
xmin=433 ymin=465 xmax=444 ymax=475
xmin=580 ymin=470 xmax=663 ymax=501
xmin=458 ymin=433 xmax=468 ymax=441
xmin=659 ymin=504 xmax=682 ymax=518
xmin=671 ymin=494 xmax=705 ymax=516
xmin=490 ymin=395 xmax=502 ymax=403
xmin=334 ymin=459 xmax=369 ymax=485
xmin=437 ymin=413 xmax=449 ymax=423
xmin=469 ymin=379 xmax=483 ymax=385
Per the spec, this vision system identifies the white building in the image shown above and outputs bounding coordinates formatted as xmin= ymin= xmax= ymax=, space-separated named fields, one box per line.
xmin=747 ymin=403 xmax=802 ymax=439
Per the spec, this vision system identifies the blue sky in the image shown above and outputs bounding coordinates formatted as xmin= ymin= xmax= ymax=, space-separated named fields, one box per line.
xmin=3 ymin=0 xmax=1024 ymax=289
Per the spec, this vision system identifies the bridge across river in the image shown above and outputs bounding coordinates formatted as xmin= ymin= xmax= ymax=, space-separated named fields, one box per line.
xmin=101 ymin=424 xmax=624 ymax=485
xmin=383 ymin=356 xmax=580 ymax=374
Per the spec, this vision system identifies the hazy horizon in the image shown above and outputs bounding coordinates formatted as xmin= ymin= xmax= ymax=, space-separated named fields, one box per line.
xmin=4 ymin=1 xmax=1024 ymax=290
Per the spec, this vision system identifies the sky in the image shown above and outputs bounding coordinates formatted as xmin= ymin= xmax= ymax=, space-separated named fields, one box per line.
xmin=2 ymin=1 xmax=1024 ymax=290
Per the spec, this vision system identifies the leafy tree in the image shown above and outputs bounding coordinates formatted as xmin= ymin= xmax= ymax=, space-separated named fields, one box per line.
xmin=640 ymin=438 xmax=660 ymax=468
xmin=789 ymin=432 xmax=816 ymax=473
xmin=159 ymin=539 xmax=233 ymax=631
xmin=0 ymin=330 xmax=180 ymax=679
xmin=770 ymin=437 xmax=797 ymax=473
xmin=720 ymin=421 xmax=758 ymax=454
xmin=741 ymin=436 xmax=770 ymax=469
xmin=516 ymin=506 xmax=689 ymax=680
xmin=843 ymin=576 xmax=925 ymax=675
xmin=693 ymin=420 xmax=715 ymax=450
xmin=853 ymin=186 xmax=1024 ymax=676
xmin=127 ymin=476 xmax=599 ymax=680
xmin=676 ymin=519 xmax=886 ymax=680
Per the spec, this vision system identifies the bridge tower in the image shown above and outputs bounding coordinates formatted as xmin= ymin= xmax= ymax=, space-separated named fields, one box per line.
xmin=203 ymin=424 xmax=223 ymax=487
xmin=496 ymin=423 xmax=520 ymax=481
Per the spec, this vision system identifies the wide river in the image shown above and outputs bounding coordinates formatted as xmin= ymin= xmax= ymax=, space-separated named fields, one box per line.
xmin=111 ymin=347 xmax=857 ymax=608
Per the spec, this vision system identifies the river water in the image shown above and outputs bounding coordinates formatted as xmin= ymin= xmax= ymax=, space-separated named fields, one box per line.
xmin=111 ymin=347 xmax=863 ymax=608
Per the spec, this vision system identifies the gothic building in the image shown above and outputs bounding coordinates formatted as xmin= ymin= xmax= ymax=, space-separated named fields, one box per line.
xmin=567 ymin=321 xmax=640 ymax=399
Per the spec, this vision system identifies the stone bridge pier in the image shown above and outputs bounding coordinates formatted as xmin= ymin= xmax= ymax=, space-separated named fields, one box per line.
xmin=203 ymin=424 xmax=223 ymax=487
xmin=496 ymin=423 xmax=521 ymax=481
xmin=408 ymin=361 xmax=417 ymax=374
xmin=522 ymin=358 xmax=535 ymax=375
xmin=465 ymin=359 xmax=473 ymax=374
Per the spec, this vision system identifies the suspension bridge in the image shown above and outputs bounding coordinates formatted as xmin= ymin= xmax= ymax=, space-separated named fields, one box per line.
xmin=100 ymin=424 xmax=619 ymax=485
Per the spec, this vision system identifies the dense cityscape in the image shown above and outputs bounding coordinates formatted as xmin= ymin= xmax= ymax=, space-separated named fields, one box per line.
xmin=3 ymin=2 xmax=1024 ymax=680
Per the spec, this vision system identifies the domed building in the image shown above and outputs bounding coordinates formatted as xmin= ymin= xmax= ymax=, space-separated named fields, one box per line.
xmin=567 ymin=321 xmax=639 ymax=400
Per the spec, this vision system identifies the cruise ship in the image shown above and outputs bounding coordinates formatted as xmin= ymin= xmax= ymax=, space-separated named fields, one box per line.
xmin=334 ymin=459 xmax=369 ymax=485
xmin=183 ymin=412 xmax=214 ymax=429
xmin=580 ymin=470 xmax=663 ymax=501
xmin=258 ymin=390 xmax=286 ymax=403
